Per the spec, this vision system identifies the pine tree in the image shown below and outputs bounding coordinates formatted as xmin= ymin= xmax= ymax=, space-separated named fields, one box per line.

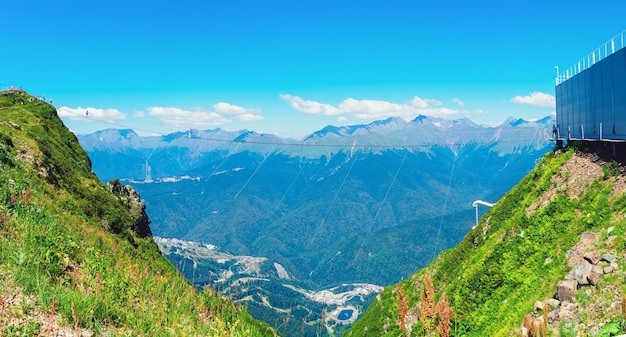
xmin=419 ymin=271 xmax=436 ymax=331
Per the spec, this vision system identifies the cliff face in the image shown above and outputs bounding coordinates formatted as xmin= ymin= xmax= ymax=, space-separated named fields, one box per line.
xmin=347 ymin=144 xmax=626 ymax=336
xmin=0 ymin=89 xmax=275 ymax=336
xmin=107 ymin=179 xmax=153 ymax=239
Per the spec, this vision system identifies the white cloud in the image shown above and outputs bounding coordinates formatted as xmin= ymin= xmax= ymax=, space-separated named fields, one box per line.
xmin=133 ymin=110 xmax=145 ymax=118
xmin=148 ymin=107 xmax=229 ymax=129
xmin=58 ymin=106 xmax=126 ymax=121
xmin=411 ymin=96 xmax=442 ymax=109
xmin=452 ymin=98 xmax=465 ymax=107
xmin=339 ymin=98 xmax=412 ymax=118
xmin=281 ymin=94 xmax=461 ymax=121
xmin=236 ymin=113 xmax=265 ymax=122
xmin=214 ymin=102 xmax=261 ymax=116
xmin=511 ymin=92 xmax=556 ymax=108
xmin=279 ymin=94 xmax=341 ymax=116
xmin=474 ymin=108 xmax=487 ymax=115
xmin=213 ymin=102 xmax=264 ymax=122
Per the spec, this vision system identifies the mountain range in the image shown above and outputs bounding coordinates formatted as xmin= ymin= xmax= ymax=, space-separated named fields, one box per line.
xmin=3 ymin=90 xmax=625 ymax=336
xmin=78 ymin=115 xmax=553 ymax=286
xmin=77 ymin=114 xmax=554 ymax=334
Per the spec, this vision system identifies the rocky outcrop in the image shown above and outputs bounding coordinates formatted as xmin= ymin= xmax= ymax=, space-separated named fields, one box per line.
xmin=520 ymin=230 xmax=622 ymax=337
xmin=108 ymin=179 xmax=153 ymax=239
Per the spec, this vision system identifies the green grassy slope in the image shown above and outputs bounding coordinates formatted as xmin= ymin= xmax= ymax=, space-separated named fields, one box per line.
xmin=346 ymin=145 xmax=626 ymax=336
xmin=0 ymin=89 xmax=276 ymax=336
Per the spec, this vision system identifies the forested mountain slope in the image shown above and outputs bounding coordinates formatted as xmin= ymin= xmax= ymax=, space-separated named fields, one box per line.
xmin=0 ymin=89 xmax=275 ymax=336
xmin=347 ymin=144 xmax=626 ymax=336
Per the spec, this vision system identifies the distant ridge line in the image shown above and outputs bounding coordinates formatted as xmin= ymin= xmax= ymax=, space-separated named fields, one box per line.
xmin=65 ymin=108 xmax=551 ymax=150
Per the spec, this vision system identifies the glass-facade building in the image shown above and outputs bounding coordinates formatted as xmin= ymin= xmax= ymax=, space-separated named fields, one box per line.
xmin=556 ymin=43 xmax=626 ymax=140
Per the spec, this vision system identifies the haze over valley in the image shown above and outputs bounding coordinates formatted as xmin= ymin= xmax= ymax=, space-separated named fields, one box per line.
xmin=79 ymin=114 xmax=553 ymax=335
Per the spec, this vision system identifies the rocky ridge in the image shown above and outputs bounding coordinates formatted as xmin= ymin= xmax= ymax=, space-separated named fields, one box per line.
xmin=521 ymin=230 xmax=624 ymax=336
xmin=520 ymin=147 xmax=626 ymax=336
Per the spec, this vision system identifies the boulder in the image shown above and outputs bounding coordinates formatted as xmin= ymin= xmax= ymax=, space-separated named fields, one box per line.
xmin=543 ymin=298 xmax=560 ymax=309
xmin=602 ymin=254 xmax=617 ymax=263
xmin=583 ymin=252 xmax=600 ymax=265
xmin=556 ymin=279 xmax=578 ymax=302
xmin=592 ymin=264 xmax=604 ymax=275
xmin=566 ymin=260 xmax=593 ymax=285
xmin=604 ymin=265 xmax=614 ymax=274
xmin=534 ymin=301 xmax=546 ymax=312
xmin=588 ymin=271 xmax=601 ymax=286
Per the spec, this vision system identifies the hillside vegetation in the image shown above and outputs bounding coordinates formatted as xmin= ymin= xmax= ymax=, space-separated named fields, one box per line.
xmin=347 ymin=143 xmax=626 ymax=336
xmin=0 ymin=89 xmax=275 ymax=336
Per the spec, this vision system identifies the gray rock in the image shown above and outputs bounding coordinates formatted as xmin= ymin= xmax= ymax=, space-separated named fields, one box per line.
xmin=602 ymin=254 xmax=617 ymax=263
xmin=604 ymin=266 xmax=614 ymax=274
xmin=592 ymin=264 xmax=604 ymax=275
xmin=584 ymin=252 xmax=601 ymax=265
xmin=572 ymin=260 xmax=593 ymax=285
xmin=556 ymin=279 xmax=578 ymax=302
xmin=543 ymin=298 xmax=560 ymax=309
xmin=534 ymin=300 xmax=545 ymax=312
xmin=588 ymin=271 xmax=601 ymax=285
xmin=558 ymin=301 xmax=579 ymax=320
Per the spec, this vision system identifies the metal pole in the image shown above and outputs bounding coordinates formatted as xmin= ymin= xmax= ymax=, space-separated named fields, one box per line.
xmin=612 ymin=40 xmax=615 ymax=54
xmin=475 ymin=206 xmax=479 ymax=228
xmin=555 ymin=66 xmax=559 ymax=85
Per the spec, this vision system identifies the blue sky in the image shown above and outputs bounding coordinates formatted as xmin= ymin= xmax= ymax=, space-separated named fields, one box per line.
xmin=2 ymin=1 xmax=625 ymax=138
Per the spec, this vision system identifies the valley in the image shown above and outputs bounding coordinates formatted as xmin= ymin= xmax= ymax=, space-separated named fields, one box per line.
xmin=155 ymin=236 xmax=382 ymax=336
xmin=78 ymin=115 xmax=553 ymax=335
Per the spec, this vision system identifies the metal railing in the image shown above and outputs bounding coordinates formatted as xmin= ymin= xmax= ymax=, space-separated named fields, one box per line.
xmin=556 ymin=29 xmax=626 ymax=85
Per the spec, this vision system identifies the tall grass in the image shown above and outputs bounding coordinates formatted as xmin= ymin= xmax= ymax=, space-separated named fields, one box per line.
xmin=0 ymin=90 xmax=276 ymax=336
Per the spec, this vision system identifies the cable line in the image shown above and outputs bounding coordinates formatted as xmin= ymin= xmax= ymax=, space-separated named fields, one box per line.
xmin=267 ymin=144 xmax=306 ymax=221
xmin=233 ymin=148 xmax=274 ymax=199
xmin=430 ymin=151 xmax=458 ymax=261
xmin=309 ymin=150 xmax=361 ymax=247
xmin=349 ymin=148 xmax=409 ymax=267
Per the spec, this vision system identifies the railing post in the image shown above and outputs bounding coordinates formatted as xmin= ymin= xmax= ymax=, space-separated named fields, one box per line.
xmin=581 ymin=125 xmax=584 ymax=140
xmin=612 ymin=40 xmax=615 ymax=54
xmin=568 ymin=126 xmax=571 ymax=140
xmin=600 ymin=123 xmax=603 ymax=140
